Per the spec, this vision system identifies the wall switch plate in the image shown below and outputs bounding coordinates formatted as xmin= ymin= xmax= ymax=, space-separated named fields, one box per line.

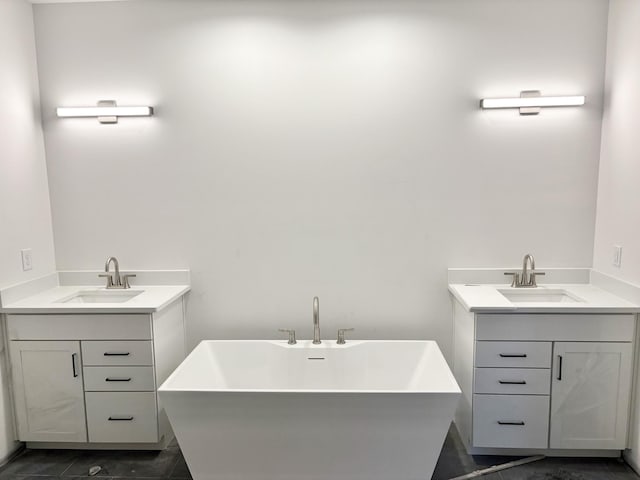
xmin=613 ymin=245 xmax=622 ymax=268
xmin=21 ymin=249 xmax=33 ymax=271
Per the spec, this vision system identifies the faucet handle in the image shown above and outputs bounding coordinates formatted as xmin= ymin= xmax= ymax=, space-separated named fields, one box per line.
xmin=278 ymin=329 xmax=297 ymax=345
xmin=122 ymin=274 xmax=137 ymax=289
xmin=98 ymin=273 xmax=114 ymax=288
xmin=337 ymin=328 xmax=355 ymax=345
xmin=504 ymin=272 xmax=520 ymax=287
xmin=529 ymin=271 xmax=546 ymax=287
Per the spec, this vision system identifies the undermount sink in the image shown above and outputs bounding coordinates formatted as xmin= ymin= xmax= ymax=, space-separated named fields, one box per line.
xmin=497 ymin=288 xmax=584 ymax=304
xmin=56 ymin=289 xmax=143 ymax=304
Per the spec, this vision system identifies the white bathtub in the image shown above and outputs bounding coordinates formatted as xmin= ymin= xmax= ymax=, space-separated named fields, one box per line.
xmin=159 ymin=340 xmax=460 ymax=480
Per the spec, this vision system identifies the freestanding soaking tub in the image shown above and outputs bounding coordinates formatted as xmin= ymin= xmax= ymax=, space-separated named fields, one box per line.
xmin=159 ymin=340 xmax=460 ymax=480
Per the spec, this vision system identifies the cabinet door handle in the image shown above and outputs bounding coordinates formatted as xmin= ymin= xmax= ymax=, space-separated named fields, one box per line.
xmin=105 ymin=377 xmax=132 ymax=382
xmin=108 ymin=416 xmax=134 ymax=421
xmin=71 ymin=353 xmax=78 ymax=378
xmin=104 ymin=352 xmax=130 ymax=356
xmin=498 ymin=380 xmax=526 ymax=385
xmin=499 ymin=353 xmax=527 ymax=358
xmin=557 ymin=355 xmax=563 ymax=381
xmin=497 ymin=421 xmax=525 ymax=426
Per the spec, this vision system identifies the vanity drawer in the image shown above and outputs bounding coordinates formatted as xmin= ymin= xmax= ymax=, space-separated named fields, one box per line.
xmin=473 ymin=394 xmax=549 ymax=448
xmin=475 ymin=341 xmax=551 ymax=368
xmin=475 ymin=368 xmax=550 ymax=395
xmin=85 ymin=392 xmax=158 ymax=443
xmin=7 ymin=314 xmax=152 ymax=340
xmin=82 ymin=341 xmax=153 ymax=366
xmin=476 ymin=313 xmax=635 ymax=342
xmin=83 ymin=366 xmax=155 ymax=392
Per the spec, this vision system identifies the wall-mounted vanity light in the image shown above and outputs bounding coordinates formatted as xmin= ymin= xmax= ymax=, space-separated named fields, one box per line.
xmin=56 ymin=100 xmax=154 ymax=124
xmin=480 ymin=90 xmax=585 ymax=115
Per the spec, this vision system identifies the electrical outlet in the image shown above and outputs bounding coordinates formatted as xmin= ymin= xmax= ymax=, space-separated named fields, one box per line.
xmin=21 ymin=249 xmax=33 ymax=271
xmin=612 ymin=245 xmax=622 ymax=268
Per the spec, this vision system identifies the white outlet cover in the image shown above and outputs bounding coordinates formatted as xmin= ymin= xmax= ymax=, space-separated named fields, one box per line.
xmin=613 ymin=245 xmax=622 ymax=268
xmin=21 ymin=249 xmax=33 ymax=271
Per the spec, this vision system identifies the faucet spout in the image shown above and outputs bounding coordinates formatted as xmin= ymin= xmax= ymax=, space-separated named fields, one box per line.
xmin=312 ymin=296 xmax=321 ymax=344
xmin=505 ymin=254 xmax=545 ymax=288
xmin=521 ymin=254 xmax=535 ymax=286
xmin=105 ymin=256 xmax=122 ymax=287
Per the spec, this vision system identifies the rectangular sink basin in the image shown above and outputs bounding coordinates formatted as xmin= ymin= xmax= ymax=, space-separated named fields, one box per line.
xmin=497 ymin=288 xmax=584 ymax=303
xmin=56 ymin=290 xmax=143 ymax=304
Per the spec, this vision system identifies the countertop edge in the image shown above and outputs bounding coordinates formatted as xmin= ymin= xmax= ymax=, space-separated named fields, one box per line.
xmin=0 ymin=285 xmax=191 ymax=314
xmin=448 ymin=283 xmax=640 ymax=314
xmin=467 ymin=306 xmax=640 ymax=314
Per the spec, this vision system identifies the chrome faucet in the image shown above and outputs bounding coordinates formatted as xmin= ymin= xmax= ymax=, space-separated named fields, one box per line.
xmin=312 ymin=296 xmax=321 ymax=344
xmin=521 ymin=254 xmax=534 ymax=286
xmin=504 ymin=254 xmax=545 ymax=288
xmin=99 ymin=256 xmax=136 ymax=289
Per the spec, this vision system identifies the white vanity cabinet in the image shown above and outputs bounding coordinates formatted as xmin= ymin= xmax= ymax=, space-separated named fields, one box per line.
xmin=10 ymin=341 xmax=87 ymax=442
xmin=549 ymin=342 xmax=632 ymax=450
xmin=452 ymin=301 xmax=636 ymax=455
xmin=6 ymin=299 xmax=185 ymax=449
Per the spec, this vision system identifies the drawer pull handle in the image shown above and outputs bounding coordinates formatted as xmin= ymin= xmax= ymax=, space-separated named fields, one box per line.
xmin=104 ymin=352 xmax=130 ymax=356
xmin=497 ymin=421 xmax=525 ymax=426
xmin=499 ymin=353 xmax=527 ymax=358
xmin=105 ymin=377 xmax=132 ymax=382
xmin=71 ymin=353 xmax=78 ymax=378
xmin=557 ymin=355 xmax=563 ymax=381
xmin=108 ymin=416 xmax=134 ymax=421
xmin=498 ymin=380 xmax=527 ymax=385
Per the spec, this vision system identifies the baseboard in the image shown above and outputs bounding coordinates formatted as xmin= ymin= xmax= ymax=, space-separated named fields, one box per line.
xmin=466 ymin=446 xmax=621 ymax=458
xmin=26 ymin=435 xmax=169 ymax=451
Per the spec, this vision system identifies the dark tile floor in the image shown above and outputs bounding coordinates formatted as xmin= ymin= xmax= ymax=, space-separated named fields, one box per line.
xmin=432 ymin=426 xmax=640 ymax=480
xmin=0 ymin=425 xmax=637 ymax=479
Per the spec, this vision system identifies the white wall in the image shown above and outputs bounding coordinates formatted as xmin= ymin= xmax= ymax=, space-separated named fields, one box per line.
xmin=34 ymin=0 xmax=608 ymax=359
xmin=594 ymin=0 xmax=640 ymax=469
xmin=0 ymin=0 xmax=56 ymax=460
xmin=0 ymin=0 xmax=56 ymax=290
xmin=593 ymin=0 xmax=640 ymax=286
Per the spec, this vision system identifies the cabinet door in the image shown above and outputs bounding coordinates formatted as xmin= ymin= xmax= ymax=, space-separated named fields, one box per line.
xmin=550 ymin=342 xmax=632 ymax=449
xmin=10 ymin=341 xmax=87 ymax=442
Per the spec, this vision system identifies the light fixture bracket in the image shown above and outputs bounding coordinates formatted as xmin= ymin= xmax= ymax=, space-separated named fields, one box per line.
xmin=97 ymin=100 xmax=118 ymax=124
xmin=519 ymin=90 xmax=541 ymax=116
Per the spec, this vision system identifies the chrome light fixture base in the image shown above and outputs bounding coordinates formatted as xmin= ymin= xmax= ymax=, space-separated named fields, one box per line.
xmin=519 ymin=90 xmax=541 ymax=116
xmin=97 ymin=100 xmax=118 ymax=124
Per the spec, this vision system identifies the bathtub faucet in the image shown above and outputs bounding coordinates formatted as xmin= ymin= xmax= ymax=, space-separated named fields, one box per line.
xmin=313 ymin=296 xmax=321 ymax=344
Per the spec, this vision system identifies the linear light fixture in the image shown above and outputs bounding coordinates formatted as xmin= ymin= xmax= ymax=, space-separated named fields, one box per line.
xmin=480 ymin=91 xmax=585 ymax=115
xmin=56 ymin=100 xmax=154 ymax=124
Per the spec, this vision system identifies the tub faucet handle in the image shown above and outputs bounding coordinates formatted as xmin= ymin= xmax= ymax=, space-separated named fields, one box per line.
xmin=278 ymin=329 xmax=297 ymax=345
xmin=337 ymin=328 xmax=355 ymax=345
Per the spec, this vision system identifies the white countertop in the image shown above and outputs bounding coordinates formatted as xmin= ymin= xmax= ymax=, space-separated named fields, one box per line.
xmin=0 ymin=284 xmax=190 ymax=314
xmin=449 ymin=283 xmax=640 ymax=313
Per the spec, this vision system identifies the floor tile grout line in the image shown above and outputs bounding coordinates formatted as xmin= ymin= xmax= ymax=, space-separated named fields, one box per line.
xmin=165 ymin=451 xmax=184 ymax=480
xmin=59 ymin=454 xmax=80 ymax=477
